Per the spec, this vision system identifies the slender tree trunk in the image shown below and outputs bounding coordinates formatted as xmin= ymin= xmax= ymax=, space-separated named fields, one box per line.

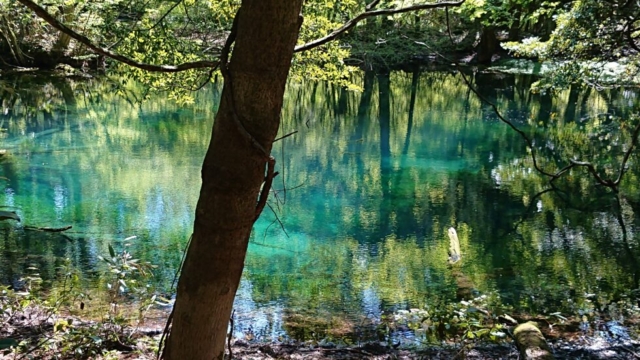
xmin=563 ymin=84 xmax=580 ymax=123
xmin=378 ymin=72 xmax=391 ymax=235
xmin=402 ymin=69 xmax=419 ymax=156
xmin=356 ymin=70 xmax=375 ymax=124
xmin=0 ymin=15 xmax=26 ymax=66
xmin=51 ymin=5 xmax=75 ymax=59
xmin=163 ymin=1 xmax=303 ymax=359
xmin=378 ymin=72 xmax=391 ymax=176
xmin=336 ymin=87 xmax=349 ymax=116
xmin=508 ymin=13 xmax=521 ymax=41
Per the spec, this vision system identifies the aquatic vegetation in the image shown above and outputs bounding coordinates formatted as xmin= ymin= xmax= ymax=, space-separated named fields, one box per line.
xmin=0 ymin=240 xmax=162 ymax=359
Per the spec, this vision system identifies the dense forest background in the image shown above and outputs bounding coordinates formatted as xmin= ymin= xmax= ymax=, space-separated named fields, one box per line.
xmin=2 ymin=0 xmax=638 ymax=80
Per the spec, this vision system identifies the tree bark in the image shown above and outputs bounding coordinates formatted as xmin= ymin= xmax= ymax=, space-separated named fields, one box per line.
xmin=477 ymin=26 xmax=498 ymax=65
xmin=162 ymin=1 xmax=303 ymax=359
xmin=51 ymin=5 xmax=75 ymax=59
xmin=0 ymin=15 xmax=26 ymax=66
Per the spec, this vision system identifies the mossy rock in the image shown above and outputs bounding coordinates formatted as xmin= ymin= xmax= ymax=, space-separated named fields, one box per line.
xmin=514 ymin=321 xmax=555 ymax=360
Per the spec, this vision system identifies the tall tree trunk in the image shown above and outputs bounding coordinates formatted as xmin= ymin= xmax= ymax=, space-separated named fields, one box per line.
xmin=378 ymin=72 xmax=391 ymax=235
xmin=336 ymin=86 xmax=349 ymax=117
xmin=0 ymin=15 xmax=26 ymax=66
xmin=563 ymin=84 xmax=580 ymax=123
xmin=163 ymin=1 xmax=303 ymax=359
xmin=51 ymin=5 xmax=75 ymax=59
xmin=356 ymin=70 xmax=375 ymax=124
xmin=378 ymin=72 xmax=391 ymax=181
xmin=508 ymin=14 xmax=521 ymax=41
xmin=402 ymin=69 xmax=419 ymax=156
xmin=477 ymin=26 xmax=498 ymax=65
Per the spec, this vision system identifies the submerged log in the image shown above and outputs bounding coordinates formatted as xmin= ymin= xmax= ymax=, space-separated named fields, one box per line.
xmin=448 ymin=227 xmax=461 ymax=264
xmin=447 ymin=227 xmax=474 ymax=299
xmin=0 ymin=210 xmax=20 ymax=221
xmin=513 ymin=322 xmax=555 ymax=360
xmin=24 ymin=225 xmax=72 ymax=232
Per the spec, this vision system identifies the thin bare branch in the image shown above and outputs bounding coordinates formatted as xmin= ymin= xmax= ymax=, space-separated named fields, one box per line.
xmin=266 ymin=202 xmax=290 ymax=238
xmin=273 ymin=182 xmax=306 ymax=192
xmin=227 ymin=310 xmax=234 ymax=359
xmin=274 ymin=130 xmax=298 ymax=142
xmin=16 ymin=0 xmax=218 ymax=72
xmin=107 ymin=0 xmax=156 ymax=49
xmin=157 ymin=234 xmax=192 ymax=359
xmin=414 ymin=39 xmax=634 ymax=192
xmin=295 ymin=0 xmax=465 ymax=53
xmin=366 ymin=0 xmax=382 ymax=11
xmin=280 ymin=132 xmax=287 ymax=205
xmin=414 ymin=39 xmax=557 ymax=177
xmin=432 ymin=16 xmax=640 ymax=193
xmin=512 ymin=187 xmax=558 ymax=232
xmin=255 ymin=159 xmax=277 ymax=220
xmin=568 ymin=159 xmax=613 ymax=188
xmin=614 ymin=118 xmax=640 ymax=185
xmin=150 ymin=0 xmax=184 ymax=31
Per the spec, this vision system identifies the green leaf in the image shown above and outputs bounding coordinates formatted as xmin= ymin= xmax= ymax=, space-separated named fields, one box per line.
xmin=90 ymin=336 xmax=102 ymax=344
xmin=108 ymin=244 xmax=116 ymax=258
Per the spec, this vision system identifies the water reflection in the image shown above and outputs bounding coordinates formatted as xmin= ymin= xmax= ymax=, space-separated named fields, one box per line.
xmin=0 ymin=71 xmax=639 ymax=342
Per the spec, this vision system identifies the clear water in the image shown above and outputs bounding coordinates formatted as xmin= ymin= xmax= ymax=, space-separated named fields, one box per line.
xmin=0 ymin=71 xmax=639 ymax=342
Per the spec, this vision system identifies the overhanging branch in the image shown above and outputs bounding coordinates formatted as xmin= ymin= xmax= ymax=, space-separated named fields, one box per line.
xmin=16 ymin=0 xmax=218 ymax=72
xmin=419 ymin=18 xmax=640 ymax=193
xmin=294 ymin=0 xmax=465 ymax=53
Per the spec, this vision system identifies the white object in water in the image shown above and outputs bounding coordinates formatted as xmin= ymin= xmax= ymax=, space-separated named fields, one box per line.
xmin=448 ymin=227 xmax=461 ymax=263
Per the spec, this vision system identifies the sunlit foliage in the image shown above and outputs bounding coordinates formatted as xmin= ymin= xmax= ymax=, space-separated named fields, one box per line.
xmin=503 ymin=0 xmax=640 ymax=89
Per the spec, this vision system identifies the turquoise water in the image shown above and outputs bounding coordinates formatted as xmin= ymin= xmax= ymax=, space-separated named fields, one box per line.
xmin=1 ymin=72 xmax=639 ymax=342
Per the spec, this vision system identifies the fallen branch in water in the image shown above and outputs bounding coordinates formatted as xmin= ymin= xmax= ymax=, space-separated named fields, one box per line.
xmin=0 ymin=210 xmax=20 ymax=221
xmin=23 ymin=225 xmax=72 ymax=233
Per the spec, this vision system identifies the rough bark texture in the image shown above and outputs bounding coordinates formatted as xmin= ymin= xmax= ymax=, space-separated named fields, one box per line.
xmin=51 ymin=5 xmax=75 ymax=59
xmin=163 ymin=1 xmax=303 ymax=359
xmin=477 ymin=27 xmax=498 ymax=65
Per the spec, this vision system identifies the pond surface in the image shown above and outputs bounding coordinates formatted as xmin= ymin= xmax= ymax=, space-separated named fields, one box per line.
xmin=0 ymin=71 xmax=639 ymax=343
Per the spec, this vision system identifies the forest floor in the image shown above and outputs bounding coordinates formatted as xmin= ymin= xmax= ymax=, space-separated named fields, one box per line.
xmin=2 ymin=301 xmax=639 ymax=359
xmin=3 ymin=315 xmax=640 ymax=359
xmin=219 ymin=338 xmax=640 ymax=359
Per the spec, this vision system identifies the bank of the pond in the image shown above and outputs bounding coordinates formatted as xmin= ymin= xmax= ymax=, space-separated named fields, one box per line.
xmin=2 ymin=293 xmax=639 ymax=360
xmin=217 ymin=339 xmax=640 ymax=360
xmin=2 ymin=317 xmax=639 ymax=359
